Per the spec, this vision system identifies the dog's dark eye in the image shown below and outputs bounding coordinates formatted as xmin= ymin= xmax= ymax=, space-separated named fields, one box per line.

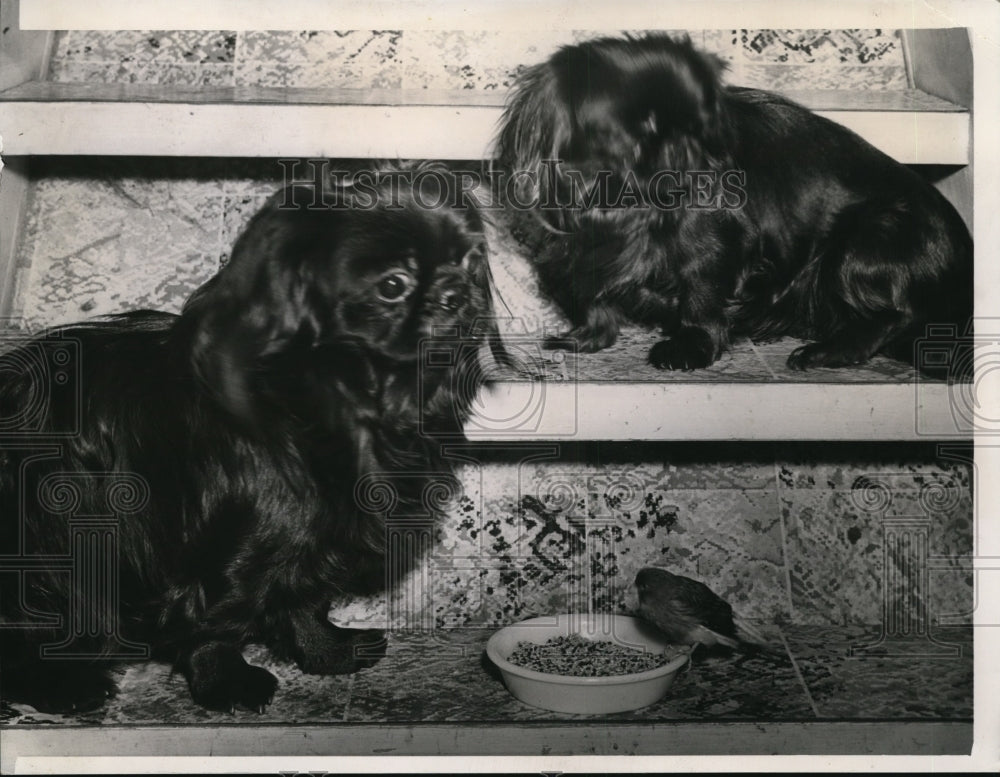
xmin=376 ymin=272 xmax=414 ymax=302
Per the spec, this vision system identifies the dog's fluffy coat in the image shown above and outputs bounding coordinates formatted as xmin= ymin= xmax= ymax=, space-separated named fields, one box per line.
xmin=0 ymin=166 xmax=502 ymax=713
xmin=497 ymin=34 xmax=973 ymax=374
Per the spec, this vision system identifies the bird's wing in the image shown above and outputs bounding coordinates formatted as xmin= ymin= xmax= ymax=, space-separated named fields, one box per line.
xmin=670 ymin=575 xmax=738 ymax=639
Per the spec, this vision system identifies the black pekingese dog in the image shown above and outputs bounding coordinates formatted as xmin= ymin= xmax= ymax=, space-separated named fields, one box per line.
xmin=497 ymin=33 xmax=973 ymax=374
xmin=0 ymin=164 xmax=505 ymax=713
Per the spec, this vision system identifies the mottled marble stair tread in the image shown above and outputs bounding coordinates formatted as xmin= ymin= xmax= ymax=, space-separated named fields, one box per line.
xmin=0 ymin=81 xmax=511 ymax=107
xmin=0 ymin=82 xmax=968 ymax=111
xmin=495 ymin=330 xmax=922 ymax=384
xmin=0 ymin=82 xmax=969 ymax=163
xmin=0 ymin=625 xmax=972 ymax=762
xmin=463 ymin=330 xmax=968 ymax=441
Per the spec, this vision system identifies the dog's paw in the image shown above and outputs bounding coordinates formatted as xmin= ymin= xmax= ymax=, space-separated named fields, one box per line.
xmin=10 ymin=665 xmax=118 ymax=714
xmin=185 ymin=642 xmax=278 ymax=713
xmin=787 ymin=342 xmax=870 ymax=370
xmin=293 ymin=623 xmax=388 ymax=675
xmin=648 ymin=328 xmax=717 ymax=370
xmin=786 ymin=344 xmax=819 ymax=370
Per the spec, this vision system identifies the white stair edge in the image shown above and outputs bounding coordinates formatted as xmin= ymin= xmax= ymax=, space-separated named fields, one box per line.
xmin=0 ymin=719 xmax=972 ymax=772
xmin=14 ymin=0 xmax=985 ymax=31
xmin=464 ymin=382 xmax=969 ymax=440
xmin=0 ymin=101 xmax=970 ymax=164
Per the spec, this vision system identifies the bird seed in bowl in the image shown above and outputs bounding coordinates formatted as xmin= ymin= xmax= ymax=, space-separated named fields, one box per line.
xmin=506 ymin=634 xmax=687 ymax=677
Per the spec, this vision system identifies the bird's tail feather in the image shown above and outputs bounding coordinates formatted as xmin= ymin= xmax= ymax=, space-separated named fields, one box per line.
xmin=734 ymin=617 xmax=783 ymax=654
xmin=710 ymin=630 xmax=740 ymax=650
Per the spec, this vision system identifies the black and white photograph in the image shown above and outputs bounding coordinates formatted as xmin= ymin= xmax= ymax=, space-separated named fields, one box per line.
xmin=0 ymin=0 xmax=997 ymax=773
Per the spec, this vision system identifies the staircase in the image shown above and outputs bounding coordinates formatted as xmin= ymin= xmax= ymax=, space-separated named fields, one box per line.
xmin=0 ymin=2 xmax=978 ymax=767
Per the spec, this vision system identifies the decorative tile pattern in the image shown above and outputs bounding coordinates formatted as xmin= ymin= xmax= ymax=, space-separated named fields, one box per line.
xmin=329 ymin=454 xmax=790 ymax=631
xmin=786 ymin=624 xmax=973 ymax=718
xmin=18 ymin=175 xmax=223 ymax=326
xmin=1 ymin=626 xmax=971 ymax=725
xmin=46 ymin=29 xmax=909 ymax=92
xmin=779 ymin=455 xmax=974 ymax=626
xmin=49 ymin=61 xmax=235 ymax=86
xmin=399 ymin=31 xmax=565 ymax=91
xmin=236 ymin=31 xmax=404 ymax=89
xmin=14 ymin=159 xmax=285 ymax=324
xmin=218 ymin=192 xmax=273 ymax=266
xmin=52 ymin=30 xmax=237 ymax=66
xmin=741 ymin=30 xmax=903 ymax=65
xmin=742 ymin=64 xmax=908 ymax=91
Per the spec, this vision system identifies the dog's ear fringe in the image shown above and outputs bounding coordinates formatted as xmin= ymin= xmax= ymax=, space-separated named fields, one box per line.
xmin=181 ymin=196 xmax=315 ymax=427
xmin=496 ymin=60 xmax=569 ymax=172
xmin=498 ymin=31 xmax=734 ymax=187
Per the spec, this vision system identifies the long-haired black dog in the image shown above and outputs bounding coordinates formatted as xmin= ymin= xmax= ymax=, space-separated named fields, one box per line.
xmin=0 ymin=165 xmax=504 ymax=713
xmin=497 ymin=33 xmax=973 ymax=374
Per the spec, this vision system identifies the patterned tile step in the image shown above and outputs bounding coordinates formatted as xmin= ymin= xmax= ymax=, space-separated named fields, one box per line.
xmin=0 ymin=625 xmax=972 ymax=726
xmin=786 ymin=624 xmax=973 ymax=719
xmin=47 ymin=29 xmax=909 ymax=92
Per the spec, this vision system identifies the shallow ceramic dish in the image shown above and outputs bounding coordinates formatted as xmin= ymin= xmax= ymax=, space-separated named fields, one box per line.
xmin=485 ymin=613 xmax=691 ymax=714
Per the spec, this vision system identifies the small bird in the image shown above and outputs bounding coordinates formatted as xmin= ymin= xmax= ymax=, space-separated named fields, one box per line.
xmin=635 ymin=566 xmax=777 ymax=655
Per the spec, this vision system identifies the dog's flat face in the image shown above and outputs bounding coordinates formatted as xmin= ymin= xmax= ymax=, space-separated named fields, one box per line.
xmin=182 ymin=167 xmax=497 ymax=422
xmin=559 ymin=43 xmax=714 ymax=168
xmin=329 ymin=203 xmax=490 ymax=362
xmin=500 ymin=34 xmax=728 ymax=212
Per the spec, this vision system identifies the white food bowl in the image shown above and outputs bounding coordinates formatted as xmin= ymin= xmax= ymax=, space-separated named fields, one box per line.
xmin=485 ymin=613 xmax=691 ymax=714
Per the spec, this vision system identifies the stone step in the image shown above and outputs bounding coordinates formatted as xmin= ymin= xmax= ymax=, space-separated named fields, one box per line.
xmin=0 ymin=82 xmax=970 ymax=163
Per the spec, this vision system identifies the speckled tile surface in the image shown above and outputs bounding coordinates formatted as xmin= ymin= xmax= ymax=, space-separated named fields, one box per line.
xmin=237 ymin=31 xmax=404 ymax=89
xmin=51 ymin=30 xmax=236 ymax=67
xmin=398 ymin=31 xmax=562 ymax=92
xmin=641 ymin=635 xmax=812 ymax=720
xmin=15 ymin=159 xmax=283 ymax=327
xmin=778 ymin=454 xmax=974 ymax=626
xmin=741 ymin=64 xmax=908 ymax=91
xmin=0 ymin=624 xmax=970 ymax=726
xmin=325 ymin=450 xmax=792 ymax=631
xmin=754 ymin=341 xmax=919 ymax=383
xmin=787 ymin=624 xmax=973 ymax=718
xmin=318 ymin=443 xmax=971 ymax=632
xmin=0 ymin=643 xmax=353 ymax=726
xmin=45 ymin=29 xmax=908 ymax=93
xmin=18 ymin=176 xmax=223 ymax=325
xmin=740 ymin=30 xmax=903 ymax=65
xmin=347 ymin=627 xmax=813 ymax=722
